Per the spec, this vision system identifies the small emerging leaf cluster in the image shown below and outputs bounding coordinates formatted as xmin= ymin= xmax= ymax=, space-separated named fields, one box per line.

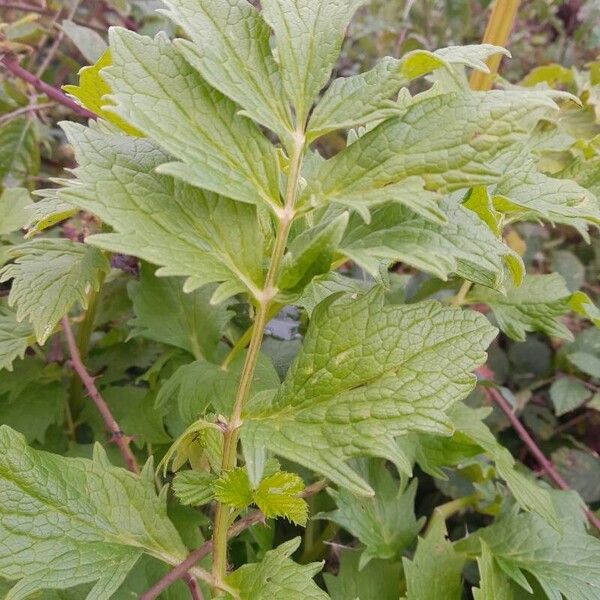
xmin=1 ymin=1 xmax=600 ymax=599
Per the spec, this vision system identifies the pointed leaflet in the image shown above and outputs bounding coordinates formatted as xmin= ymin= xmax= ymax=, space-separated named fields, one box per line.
xmin=172 ymin=470 xmax=216 ymax=507
xmin=0 ymin=426 xmax=188 ymax=600
xmin=324 ymin=550 xmax=403 ymax=600
xmin=128 ymin=264 xmax=232 ymax=362
xmin=491 ymin=147 xmax=600 ymax=237
xmin=161 ymin=0 xmax=292 ymax=141
xmin=467 ymin=274 xmax=573 ymax=342
xmin=472 ymin=512 xmax=600 ymax=600
xmin=56 ymin=124 xmax=265 ymax=298
xmin=0 ymin=304 xmax=34 ymax=372
xmin=307 ymin=44 xmax=509 ymax=138
xmin=318 ymin=461 xmax=424 ymax=567
xmin=303 ymin=90 xmax=560 ymax=211
xmin=63 ymin=50 xmax=142 ymax=137
xmin=26 ymin=192 xmax=77 ymax=234
xmin=261 ymin=0 xmax=364 ymax=124
xmin=0 ymin=239 xmax=109 ymax=344
xmin=243 ymin=289 xmax=496 ymax=496
xmin=341 ymin=200 xmax=515 ymax=289
xmin=104 ymin=29 xmax=281 ymax=211
xmin=473 ymin=541 xmax=515 ymax=600
xmin=225 ymin=538 xmax=328 ymax=599
xmin=402 ymin=516 xmax=465 ymax=600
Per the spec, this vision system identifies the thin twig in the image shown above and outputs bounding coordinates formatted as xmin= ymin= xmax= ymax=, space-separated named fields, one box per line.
xmin=0 ymin=54 xmax=95 ymax=119
xmin=478 ymin=366 xmax=600 ymax=531
xmin=139 ymin=480 xmax=328 ymax=600
xmin=182 ymin=574 xmax=202 ymax=600
xmin=61 ymin=316 xmax=140 ymax=474
xmin=0 ymin=101 xmax=54 ymax=125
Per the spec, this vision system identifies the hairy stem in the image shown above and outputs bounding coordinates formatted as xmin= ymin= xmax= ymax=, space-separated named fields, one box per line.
xmin=478 ymin=366 xmax=600 ymax=532
xmin=62 ymin=316 xmax=140 ymax=474
xmin=0 ymin=54 xmax=96 ymax=119
xmin=211 ymin=130 xmax=306 ymax=589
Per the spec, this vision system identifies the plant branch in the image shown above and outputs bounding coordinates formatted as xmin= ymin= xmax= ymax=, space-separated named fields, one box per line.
xmin=477 ymin=366 xmax=600 ymax=532
xmin=61 ymin=316 xmax=140 ymax=474
xmin=140 ymin=480 xmax=326 ymax=600
xmin=0 ymin=102 xmax=54 ymax=125
xmin=182 ymin=574 xmax=202 ymax=600
xmin=0 ymin=54 xmax=95 ymax=119
xmin=211 ymin=129 xmax=306 ymax=590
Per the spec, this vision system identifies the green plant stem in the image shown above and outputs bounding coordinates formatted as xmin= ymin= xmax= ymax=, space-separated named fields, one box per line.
xmin=211 ymin=130 xmax=306 ymax=590
xmin=451 ymin=279 xmax=473 ymax=307
xmin=299 ymin=521 xmax=338 ymax=564
xmin=424 ymin=494 xmax=479 ymax=536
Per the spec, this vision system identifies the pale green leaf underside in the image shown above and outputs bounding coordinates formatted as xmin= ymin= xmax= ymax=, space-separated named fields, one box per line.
xmin=244 ymin=290 xmax=496 ymax=495
xmin=161 ymin=0 xmax=293 ymax=141
xmin=477 ymin=512 xmax=600 ymax=600
xmin=341 ymin=199 xmax=515 ymax=289
xmin=104 ymin=28 xmax=281 ymax=212
xmin=305 ymin=90 xmax=560 ymax=206
xmin=307 ymin=44 xmax=509 ymax=138
xmin=473 ymin=541 xmax=515 ymax=600
xmin=468 ymin=273 xmax=573 ymax=342
xmin=226 ymin=538 xmax=328 ymax=599
xmin=0 ymin=239 xmax=109 ymax=344
xmin=261 ymin=0 xmax=365 ymax=124
xmin=0 ymin=426 xmax=187 ymax=600
xmin=56 ymin=123 xmax=265 ymax=298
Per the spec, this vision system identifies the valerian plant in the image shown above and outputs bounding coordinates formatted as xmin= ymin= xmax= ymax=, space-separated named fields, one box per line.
xmin=2 ymin=0 xmax=600 ymax=598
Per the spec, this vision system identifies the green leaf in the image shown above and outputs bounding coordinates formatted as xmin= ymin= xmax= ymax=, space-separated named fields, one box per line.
xmin=569 ymin=291 xmax=600 ymax=328
xmin=261 ymin=0 xmax=364 ymax=124
xmin=225 ymin=538 xmax=328 ymax=599
xmin=0 ymin=380 xmax=65 ymax=444
xmin=492 ymin=152 xmax=600 ymax=238
xmin=161 ymin=0 xmax=293 ymax=141
xmin=567 ymin=350 xmax=600 ymax=377
xmin=243 ymin=289 xmax=496 ymax=496
xmin=341 ymin=200 xmax=515 ymax=289
xmin=473 ymin=541 xmax=515 ymax=600
xmin=304 ymin=90 xmax=560 ymax=211
xmin=324 ymin=549 xmax=403 ymax=600
xmin=463 ymin=185 xmax=503 ymax=236
xmin=551 ymin=250 xmax=586 ymax=292
xmin=156 ymin=353 xmax=279 ymax=425
xmin=0 ymin=239 xmax=110 ymax=344
xmin=551 ymin=448 xmax=600 ymax=503
xmin=0 ymin=426 xmax=188 ymax=600
xmin=63 ymin=50 xmax=143 ymax=137
xmin=402 ymin=516 xmax=465 ymax=600
xmin=0 ymin=187 xmax=31 ymax=235
xmin=0 ymin=304 xmax=34 ymax=372
xmin=254 ymin=471 xmax=308 ymax=526
xmin=214 ymin=467 xmax=307 ymax=524
xmin=172 ymin=470 xmax=216 ymax=507
xmin=468 ymin=274 xmax=573 ymax=342
xmin=318 ymin=461 xmax=424 ymax=567
xmin=25 ymin=192 xmax=76 ymax=235
xmin=0 ymin=117 xmax=39 ymax=186
xmin=128 ymin=264 xmax=232 ymax=362
xmin=307 ymin=44 xmax=509 ymax=139
xmin=278 ymin=212 xmax=349 ymax=294
xmin=297 ymin=272 xmax=367 ymax=316
xmin=549 ymin=377 xmax=591 ymax=416
xmin=61 ymin=20 xmax=108 ymax=64
xmin=214 ymin=467 xmax=254 ymax=509
xmin=56 ymin=124 xmax=266 ymax=299
xmin=104 ymin=28 xmax=281 ymax=211
xmin=449 ymin=403 xmax=562 ymax=528
xmin=474 ymin=512 xmax=600 ymax=599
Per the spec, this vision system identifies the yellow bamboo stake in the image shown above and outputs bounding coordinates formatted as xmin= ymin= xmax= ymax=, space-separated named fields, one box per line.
xmin=469 ymin=0 xmax=521 ymax=91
